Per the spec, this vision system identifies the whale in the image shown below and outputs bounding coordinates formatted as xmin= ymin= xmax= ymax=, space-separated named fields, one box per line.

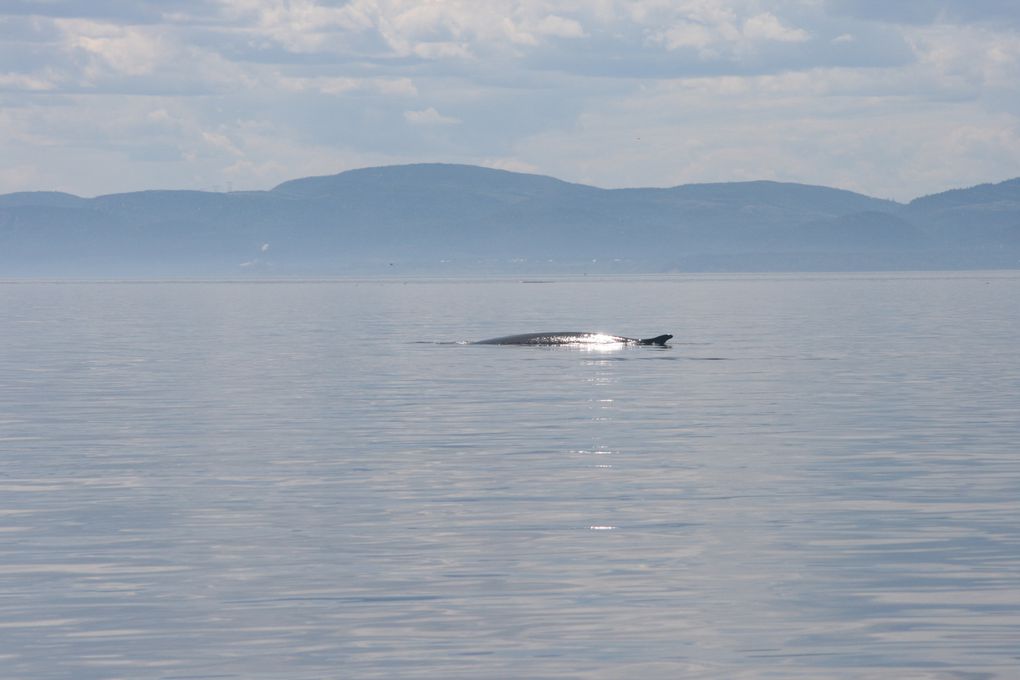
xmin=474 ymin=332 xmax=672 ymax=346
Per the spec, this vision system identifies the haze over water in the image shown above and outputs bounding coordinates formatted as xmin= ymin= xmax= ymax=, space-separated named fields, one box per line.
xmin=2 ymin=273 xmax=1019 ymax=679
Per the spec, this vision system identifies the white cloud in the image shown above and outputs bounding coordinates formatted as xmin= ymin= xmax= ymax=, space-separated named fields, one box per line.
xmin=650 ymin=5 xmax=812 ymax=60
xmin=536 ymin=15 xmax=585 ymax=39
xmin=280 ymin=76 xmax=361 ymax=95
xmin=906 ymin=23 xmax=1020 ymax=93
xmin=0 ymin=71 xmax=58 ymax=91
xmin=280 ymin=75 xmax=417 ymax=97
xmin=404 ymin=107 xmax=461 ymax=126
xmin=480 ymin=157 xmax=540 ymax=174
xmin=411 ymin=41 xmax=472 ymax=59
xmin=201 ymin=131 xmax=243 ymax=157
xmin=499 ymin=16 xmax=538 ymax=46
xmin=60 ymin=20 xmax=167 ymax=77
xmin=742 ymin=12 xmax=809 ymax=43
xmin=655 ymin=21 xmax=717 ymax=51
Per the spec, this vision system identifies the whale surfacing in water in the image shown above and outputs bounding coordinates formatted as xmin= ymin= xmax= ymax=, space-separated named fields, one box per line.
xmin=474 ymin=332 xmax=672 ymax=346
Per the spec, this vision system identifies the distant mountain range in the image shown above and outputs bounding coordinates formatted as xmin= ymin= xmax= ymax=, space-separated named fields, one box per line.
xmin=2 ymin=163 xmax=1018 ymax=276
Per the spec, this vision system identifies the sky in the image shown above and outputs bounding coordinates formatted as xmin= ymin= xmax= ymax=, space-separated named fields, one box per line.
xmin=1 ymin=0 xmax=1019 ymax=201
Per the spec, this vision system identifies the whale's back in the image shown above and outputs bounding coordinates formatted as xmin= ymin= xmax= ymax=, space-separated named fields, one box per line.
xmin=474 ymin=332 xmax=672 ymax=346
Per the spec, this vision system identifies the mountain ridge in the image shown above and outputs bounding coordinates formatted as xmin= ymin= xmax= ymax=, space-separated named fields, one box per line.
xmin=2 ymin=164 xmax=1018 ymax=276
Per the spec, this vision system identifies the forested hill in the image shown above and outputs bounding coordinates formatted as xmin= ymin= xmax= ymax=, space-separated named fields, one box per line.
xmin=2 ymin=164 xmax=1018 ymax=276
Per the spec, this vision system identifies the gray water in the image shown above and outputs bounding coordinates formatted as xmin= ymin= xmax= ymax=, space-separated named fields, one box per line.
xmin=1 ymin=273 xmax=1019 ymax=679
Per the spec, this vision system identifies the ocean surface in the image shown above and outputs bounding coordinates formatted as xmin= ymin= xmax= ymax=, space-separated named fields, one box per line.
xmin=1 ymin=272 xmax=1019 ymax=679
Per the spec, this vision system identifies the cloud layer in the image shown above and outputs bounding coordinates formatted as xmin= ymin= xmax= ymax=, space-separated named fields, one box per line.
xmin=2 ymin=0 xmax=1019 ymax=199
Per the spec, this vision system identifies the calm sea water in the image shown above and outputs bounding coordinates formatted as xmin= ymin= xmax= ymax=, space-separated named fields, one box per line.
xmin=1 ymin=273 xmax=1019 ymax=679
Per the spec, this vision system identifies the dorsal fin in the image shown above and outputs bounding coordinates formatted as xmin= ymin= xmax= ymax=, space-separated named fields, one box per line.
xmin=639 ymin=334 xmax=673 ymax=346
